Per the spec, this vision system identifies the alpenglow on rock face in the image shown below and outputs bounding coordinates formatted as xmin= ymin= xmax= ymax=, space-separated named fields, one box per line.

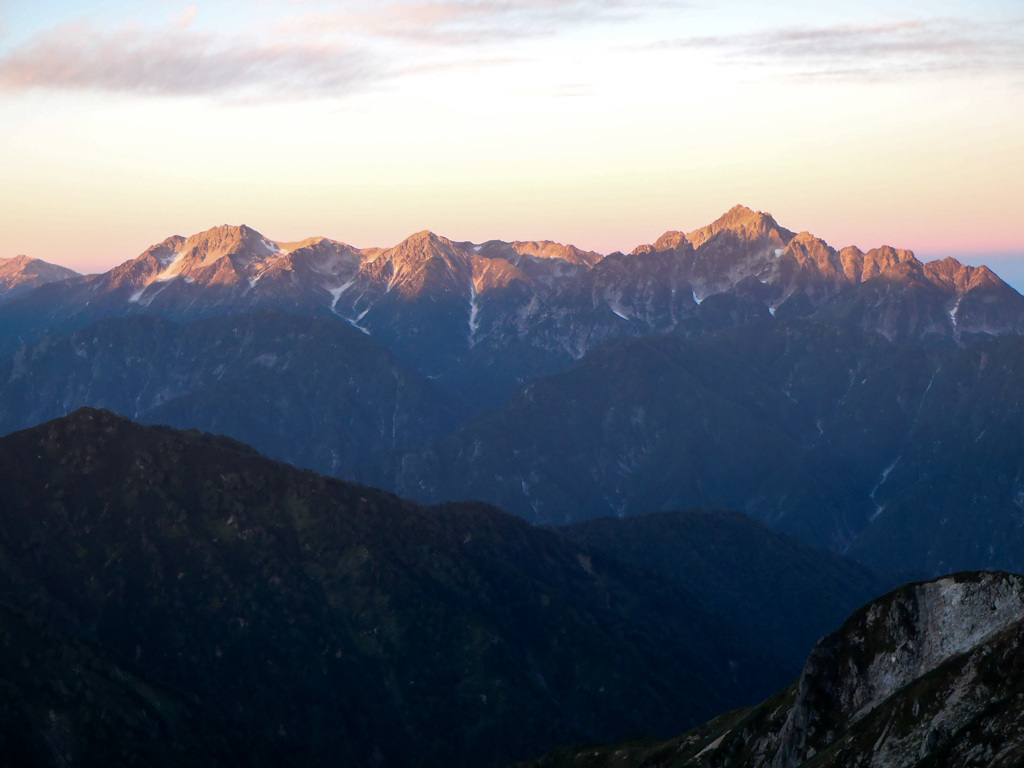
xmin=0 ymin=254 xmax=78 ymax=303
xmin=3 ymin=206 xmax=1022 ymax=388
xmin=522 ymin=571 xmax=1024 ymax=768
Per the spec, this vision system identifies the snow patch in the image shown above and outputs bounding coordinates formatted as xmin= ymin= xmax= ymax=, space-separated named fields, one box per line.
xmin=386 ymin=266 xmax=400 ymax=293
xmin=691 ymin=289 xmax=705 ymax=306
xmin=468 ymin=279 xmax=481 ymax=346
xmin=155 ymin=251 xmax=187 ymax=282
xmin=328 ymin=279 xmax=355 ymax=311
xmin=948 ymin=298 xmax=962 ymax=330
xmin=768 ymin=306 xmax=776 ymax=317
xmin=128 ymin=281 xmax=171 ymax=307
xmin=262 ymin=239 xmax=281 ymax=254
xmin=774 ymin=248 xmax=784 ymax=257
xmin=869 ymin=456 xmax=901 ymax=521
xmin=348 ymin=307 xmax=371 ymax=335
xmin=608 ymin=302 xmax=630 ymax=321
xmin=327 ymin=280 xmax=371 ymax=334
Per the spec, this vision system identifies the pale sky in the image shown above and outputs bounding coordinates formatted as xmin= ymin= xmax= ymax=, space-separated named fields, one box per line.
xmin=1 ymin=0 xmax=1022 ymax=280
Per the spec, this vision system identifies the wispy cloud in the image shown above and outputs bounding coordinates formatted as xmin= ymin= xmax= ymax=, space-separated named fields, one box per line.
xmin=0 ymin=0 xmax=685 ymax=100
xmin=0 ymin=22 xmax=375 ymax=100
xmin=348 ymin=0 xmax=676 ymax=44
xmin=658 ymin=18 xmax=1024 ymax=81
xmin=175 ymin=5 xmax=199 ymax=30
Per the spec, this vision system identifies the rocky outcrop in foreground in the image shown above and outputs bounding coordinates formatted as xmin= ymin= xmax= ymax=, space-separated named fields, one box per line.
xmin=524 ymin=571 xmax=1024 ymax=768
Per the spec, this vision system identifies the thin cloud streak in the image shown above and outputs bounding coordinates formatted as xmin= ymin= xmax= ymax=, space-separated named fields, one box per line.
xmin=175 ymin=5 xmax=199 ymax=30
xmin=281 ymin=0 xmax=686 ymax=49
xmin=657 ymin=18 xmax=1024 ymax=81
xmin=0 ymin=23 xmax=376 ymax=99
xmin=351 ymin=0 xmax=678 ymax=44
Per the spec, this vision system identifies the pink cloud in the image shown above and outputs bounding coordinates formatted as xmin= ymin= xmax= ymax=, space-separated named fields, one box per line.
xmin=0 ymin=22 xmax=375 ymax=99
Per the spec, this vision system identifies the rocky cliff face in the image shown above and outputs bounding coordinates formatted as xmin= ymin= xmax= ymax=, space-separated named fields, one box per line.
xmin=765 ymin=572 xmax=1024 ymax=768
xmin=522 ymin=571 xmax=1024 ymax=768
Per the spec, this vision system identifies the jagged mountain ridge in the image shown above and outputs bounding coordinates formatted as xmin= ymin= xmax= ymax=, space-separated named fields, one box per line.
xmin=522 ymin=571 xmax=1024 ymax=768
xmin=0 ymin=408 xmax=785 ymax=768
xmin=3 ymin=206 xmax=1020 ymax=402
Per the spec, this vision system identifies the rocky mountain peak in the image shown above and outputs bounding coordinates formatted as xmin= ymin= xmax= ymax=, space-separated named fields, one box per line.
xmin=785 ymin=231 xmax=837 ymax=261
xmin=364 ymin=230 xmax=472 ymax=297
xmin=0 ymin=254 xmax=79 ymax=282
xmin=180 ymin=223 xmax=277 ymax=265
xmin=687 ymin=205 xmax=796 ymax=249
xmin=828 ymin=245 xmax=923 ymax=290
xmin=923 ymin=257 xmax=1004 ymax=294
xmin=0 ymin=254 xmax=80 ymax=303
xmin=386 ymin=230 xmax=457 ymax=261
xmin=654 ymin=230 xmax=692 ymax=251
xmin=631 ymin=231 xmax=693 ymax=257
xmin=510 ymin=240 xmax=603 ymax=267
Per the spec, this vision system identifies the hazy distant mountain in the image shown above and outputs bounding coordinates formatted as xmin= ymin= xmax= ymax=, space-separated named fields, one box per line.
xmin=0 ymin=310 xmax=457 ymax=489
xmin=0 ymin=254 xmax=78 ymax=303
xmin=0 ymin=408 xmax=784 ymax=767
xmin=523 ymin=571 xmax=1024 ymax=768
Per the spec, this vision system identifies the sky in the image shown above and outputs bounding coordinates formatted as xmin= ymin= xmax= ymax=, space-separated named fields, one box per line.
xmin=1 ymin=0 xmax=1022 ymax=283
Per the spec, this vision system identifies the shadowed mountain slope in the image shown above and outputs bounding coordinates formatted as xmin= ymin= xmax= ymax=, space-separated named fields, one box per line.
xmin=555 ymin=510 xmax=900 ymax=674
xmin=401 ymin=320 xmax=1024 ymax=576
xmin=0 ymin=310 xmax=458 ymax=488
xmin=0 ymin=409 xmax=784 ymax=768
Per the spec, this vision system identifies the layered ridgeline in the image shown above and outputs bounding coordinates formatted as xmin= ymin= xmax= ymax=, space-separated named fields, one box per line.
xmin=0 ymin=311 xmax=460 ymax=490
xmin=2 ymin=206 xmax=1021 ymax=405
xmin=4 ymin=207 xmax=1024 ymax=577
xmin=524 ymin=571 xmax=1024 ymax=768
xmin=404 ymin=322 xmax=1024 ymax=576
xmin=0 ymin=409 xmax=788 ymax=768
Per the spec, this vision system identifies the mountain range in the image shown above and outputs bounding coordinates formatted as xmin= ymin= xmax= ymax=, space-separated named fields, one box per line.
xmin=5 ymin=205 xmax=1024 ymax=767
xmin=3 ymin=205 xmax=1021 ymax=404
xmin=4 ymin=206 xmax=1024 ymax=579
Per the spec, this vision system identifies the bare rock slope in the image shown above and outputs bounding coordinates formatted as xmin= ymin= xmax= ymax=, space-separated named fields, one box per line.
xmin=524 ymin=571 xmax=1024 ymax=768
